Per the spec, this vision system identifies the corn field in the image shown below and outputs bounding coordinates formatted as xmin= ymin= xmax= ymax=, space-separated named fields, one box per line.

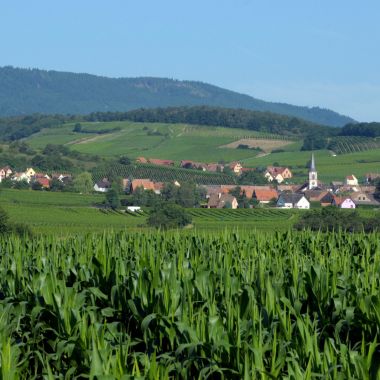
xmin=0 ymin=230 xmax=380 ymax=379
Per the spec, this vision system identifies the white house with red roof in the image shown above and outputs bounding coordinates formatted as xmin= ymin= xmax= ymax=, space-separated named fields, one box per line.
xmin=345 ymin=175 xmax=358 ymax=186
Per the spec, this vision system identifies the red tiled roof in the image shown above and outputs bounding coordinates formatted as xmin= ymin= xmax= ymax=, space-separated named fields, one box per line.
xmin=131 ymin=179 xmax=155 ymax=191
xmin=148 ymin=158 xmax=174 ymax=166
xmin=254 ymin=189 xmax=278 ymax=201
xmin=36 ymin=177 xmax=50 ymax=188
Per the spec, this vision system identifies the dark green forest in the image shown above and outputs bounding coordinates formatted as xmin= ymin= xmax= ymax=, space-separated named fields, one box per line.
xmin=340 ymin=122 xmax=380 ymax=137
xmin=0 ymin=66 xmax=354 ymax=127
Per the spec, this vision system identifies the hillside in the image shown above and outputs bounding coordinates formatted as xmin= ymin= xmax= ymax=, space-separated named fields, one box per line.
xmin=0 ymin=66 xmax=354 ymax=127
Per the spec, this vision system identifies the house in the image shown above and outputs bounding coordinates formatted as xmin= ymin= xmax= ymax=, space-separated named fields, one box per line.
xmin=350 ymin=192 xmax=379 ymax=207
xmin=25 ymin=168 xmax=36 ymax=178
xmin=131 ymin=179 xmax=156 ymax=193
xmin=320 ymin=192 xmax=335 ymax=207
xmin=34 ymin=173 xmax=51 ymax=180
xmin=94 ymin=178 xmax=111 ymax=193
xmin=345 ymin=175 xmax=358 ymax=186
xmin=332 ymin=196 xmax=356 ymax=209
xmin=34 ymin=177 xmax=50 ymax=189
xmin=277 ymin=193 xmax=310 ymax=209
xmin=136 ymin=157 xmax=148 ymax=164
xmin=253 ymin=189 xmax=279 ymax=204
xmin=181 ymin=160 xmax=204 ymax=170
xmin=0 ymin=166 xmax=13 ymax=180
xmin=207 ymin=193 xmax=238 ymax=209
xmin=331 ymin=181 xmax=344 ymax=192
xmin=304 ymin=190 xmax=329 ymax=202
xmin=205 ymin=163 xmax=223 ymax=172
xmin=265 ymin=166 xmax=293 ymax=183
xmin=148 ymin=158 xmax=175 ymax=167
xmin=51 ymin=173 xmax=72 ymax=182
xmin=229 ymin=162 xmax=243 ymax=174
xmin=358 ymin=186 xmax=376 ymax=194
xmin=12 ymin=172 xmax=30 ymax=183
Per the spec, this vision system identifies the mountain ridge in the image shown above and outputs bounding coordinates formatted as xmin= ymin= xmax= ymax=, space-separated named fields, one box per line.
xmin=0 ymin=66 xmax=355 ymax=127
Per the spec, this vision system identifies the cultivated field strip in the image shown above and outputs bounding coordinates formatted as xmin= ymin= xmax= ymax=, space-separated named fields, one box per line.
xmin=0 ymin=231 xmax=379 ymax=378
xmin=92 ymin=163 xmax=235 ymax=185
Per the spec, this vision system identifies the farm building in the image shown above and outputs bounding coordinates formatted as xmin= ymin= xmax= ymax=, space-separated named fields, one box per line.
xmin=345 ymin=175 xmax=358 ymax=186
xmin=148 ymin=158 xmax=175 ymax=167
xmin=0 ymin=166 xmax=13 ymax=180
xmin=253 ymin=189 xmax=279 ymax=204
xmin=131 ymin=179 xmax=156 ymax=193
xmin=265 ymin=166 xmax=292 ymax=183
xmin=277 ymin=194 xmax=310 ymax=209
xmin=94 ymin=178 xmax=111 ymax=193
xmin=332 ymin=196 xmax=356 ymax=209
xmin=350 ymin=192 xmax=379 ymax=206
xmin=207 ymin=193 xmax=238 ymax=209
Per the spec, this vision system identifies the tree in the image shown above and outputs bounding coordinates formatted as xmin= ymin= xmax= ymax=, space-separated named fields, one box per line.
xmin=147 ymin=203 xmax=192 ymax=229
xmin=50 ymin=178 xmax=65 ymax=192
xmin=73 ymin=123 xmax=82 ymax=132
xmin=105 ymin=186 xmax=121 ymax=210
xmin=118 ymin=156 xmax=131 ymax=165
xmin=73 ymin=172 xmax=93 ymax=194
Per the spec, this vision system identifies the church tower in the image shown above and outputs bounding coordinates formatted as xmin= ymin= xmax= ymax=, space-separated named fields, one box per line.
xmin=308 ymin=153 xmax=318 ymax=189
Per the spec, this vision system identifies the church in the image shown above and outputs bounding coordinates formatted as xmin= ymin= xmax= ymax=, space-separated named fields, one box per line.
xmin=308 ymin=153 xmax=318 ymax=189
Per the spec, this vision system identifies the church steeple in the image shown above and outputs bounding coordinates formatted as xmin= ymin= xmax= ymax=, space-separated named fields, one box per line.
xmin=308 ymin=153 xmax=318 ymax=189
xmin=310 ymin=153 xmax=316 ymax=171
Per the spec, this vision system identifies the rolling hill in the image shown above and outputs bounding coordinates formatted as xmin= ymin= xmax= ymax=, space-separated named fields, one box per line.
xmin=0 ymin=66 xmax=354 ymax=127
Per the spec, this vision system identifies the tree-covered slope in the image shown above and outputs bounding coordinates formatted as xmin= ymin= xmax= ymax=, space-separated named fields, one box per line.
xmin=0 ymin=66 xmax=354 ymax=127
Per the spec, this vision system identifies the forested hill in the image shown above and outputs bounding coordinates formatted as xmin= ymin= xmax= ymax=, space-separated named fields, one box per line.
xmin=0 ymin=66 xmax=354 ymax=127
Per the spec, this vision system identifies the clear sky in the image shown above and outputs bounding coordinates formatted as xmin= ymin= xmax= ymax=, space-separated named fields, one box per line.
xmin=1 ymin=0 xmax=379 ymax=121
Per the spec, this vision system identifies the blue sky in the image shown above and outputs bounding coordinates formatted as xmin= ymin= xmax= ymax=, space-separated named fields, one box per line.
xmin=1 ymin=0 xmax=379 ymax=121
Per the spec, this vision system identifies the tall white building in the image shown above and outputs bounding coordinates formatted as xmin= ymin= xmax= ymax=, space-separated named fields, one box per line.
xmin=308 ymin=153 xmax=318 ymax=189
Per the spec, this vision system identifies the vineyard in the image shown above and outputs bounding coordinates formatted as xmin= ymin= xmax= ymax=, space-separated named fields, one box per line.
xmin=328 ymin=136 xmax=380 ymax=154
xmin=92 ymin=163 xmax=236 ymax=185
xmin=188 ymin=208 xmax=292 ymax=221
xmin=0 ymin=230 xmax=379 ymax=378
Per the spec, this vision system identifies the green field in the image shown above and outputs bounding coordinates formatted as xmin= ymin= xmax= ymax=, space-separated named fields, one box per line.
xmin=26 ymin=121 xmax=298 ymax=163
xmin=0 ymin=189 xmax=301 ymax=234
xmin=1 ymin=230 xmax=380 ymax=378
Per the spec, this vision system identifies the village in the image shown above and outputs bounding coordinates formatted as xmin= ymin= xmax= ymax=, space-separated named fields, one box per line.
xmin=1 ymin=153 xmax=379 ymax=210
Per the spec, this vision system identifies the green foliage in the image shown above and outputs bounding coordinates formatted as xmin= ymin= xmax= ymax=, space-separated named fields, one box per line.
xmin=294 ymin=207 xmax=380 ymax=232
xmin=105 ymin=187 xmax=121 ymax=210
xmin=341 ymin=122 xmax=380 ymax=137
xmin=0 ymin=66 xmax=354 ymax=126
xmin=0 ymin=230 xmax=379 ymax=378
xmin=73 ymin=122 xmax=82 ymax=132
xmin=161 ymin=182 xmax=205 ymax=208
xmin=72 ymin=172 xmax=93 ymax=194
xmin=147 ymin=203 xmax=192 ymax=229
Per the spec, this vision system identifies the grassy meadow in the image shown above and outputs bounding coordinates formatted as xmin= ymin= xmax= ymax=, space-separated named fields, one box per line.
xmin=26 ymin=121 xmax=299 ymax=163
